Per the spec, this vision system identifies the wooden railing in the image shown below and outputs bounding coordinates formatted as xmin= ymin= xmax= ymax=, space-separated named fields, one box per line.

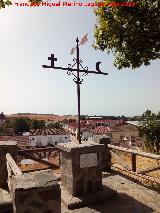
xmin=108 ymin=144 xmax=160 ymax=160
xmin=18 ymin=147 xmax=60 ymax=169
xmin=16 ymin=144 xmax=160 ymax=185
xmin=107 ymin=144 xmax=160 ymax=184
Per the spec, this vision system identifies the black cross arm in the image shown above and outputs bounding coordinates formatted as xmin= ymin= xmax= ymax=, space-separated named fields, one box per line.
xmin=42 ymin=65 xmax=108 ymax=75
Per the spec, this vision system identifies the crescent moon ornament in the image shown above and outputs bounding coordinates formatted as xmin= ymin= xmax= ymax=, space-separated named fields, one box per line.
xmin=96 ymin=61 xmax=102 ymax=73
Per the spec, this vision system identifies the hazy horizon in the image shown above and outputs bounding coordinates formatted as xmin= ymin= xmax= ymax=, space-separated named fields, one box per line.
xmin=4 ymin=112 xmax=154 ymax=117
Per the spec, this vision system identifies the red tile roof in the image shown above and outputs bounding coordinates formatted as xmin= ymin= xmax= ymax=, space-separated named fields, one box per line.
xmin=0 ymin=136 xmax=29 ymax=146
xmin=88 ymin=126 xmax=111 ymax=135
xmin=30 ymin=128 xmax=69 ymax=136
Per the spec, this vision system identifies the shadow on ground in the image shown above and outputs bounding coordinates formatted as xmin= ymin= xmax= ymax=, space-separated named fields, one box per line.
xmin=88 ymin=193 xmax=154 ymax=213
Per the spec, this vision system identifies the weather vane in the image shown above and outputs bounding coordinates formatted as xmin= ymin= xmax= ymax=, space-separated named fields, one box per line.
xmin=42 ymin=34 xmax=108 ymax=144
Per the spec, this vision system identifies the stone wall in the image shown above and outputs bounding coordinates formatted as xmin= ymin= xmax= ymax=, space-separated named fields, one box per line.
xmin=0 ymin=141 xmax=17 ymax=188
xmin=11 ymin=169 xmax=61 ymax=213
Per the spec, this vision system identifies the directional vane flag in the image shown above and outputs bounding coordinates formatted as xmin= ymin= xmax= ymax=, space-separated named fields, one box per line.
xmin=70 ymin=33 xmax=88 ymax=54
xmin=79 ymin=33 xmax=88 ymax=45
xmin=70 ymin=47 xmax=76 ymax=55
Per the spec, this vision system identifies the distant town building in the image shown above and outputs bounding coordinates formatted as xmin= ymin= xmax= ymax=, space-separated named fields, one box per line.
xmin=126 ymin=121 xmax=140 ymax=126
xmin=86 ymin=119 xmax=126 ymax=127
xmin=82 ymin=124 xmax=140 ymax=146
xmin=110 ymin=125 xmax=139 ymax=142
xmin=86 ymin=126 xmax=111 ymax=143
xmin=29 ymin=128 xmax=70 ymax=147
xmin=64 ymin=119 xmax=127 ymax=139
xmin=86 ymin=116 xmax=104 ymax=120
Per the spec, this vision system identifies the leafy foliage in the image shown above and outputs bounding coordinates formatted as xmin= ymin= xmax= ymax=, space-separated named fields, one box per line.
xmin=0 ymin=0 xmax=41 ymax=8
xmin=46 ymin=122 xmax=63 ymax=129
xmin=0 ymin=0 xmax=12 ymax=9
xmin=14 ymin=117 xmax=31 ymax=134
xmin=0 ymin=119 xmax=15 ymax=135
xmin=139 ymin=110 xmax=160 ymax=154
xmin=94 ymin=0 xmax=160 ymax=69
xmin=32 ymin=119 xmax=45 ymax=129
xmin=0 ymin=117 xmax=45 ymax=135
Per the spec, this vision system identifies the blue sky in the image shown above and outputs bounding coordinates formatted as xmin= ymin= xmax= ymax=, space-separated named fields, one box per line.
xmin=0 ymin=4 xmax=160 ymax=116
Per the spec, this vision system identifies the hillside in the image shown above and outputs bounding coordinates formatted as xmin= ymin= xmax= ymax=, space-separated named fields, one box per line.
xmin=6 ymin=114 xmax=77 ymax=122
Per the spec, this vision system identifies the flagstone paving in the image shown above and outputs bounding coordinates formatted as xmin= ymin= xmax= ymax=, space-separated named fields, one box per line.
xmin=0 ymin=172 xmax=159 ymax=213
xmin=61 ymin=172 xmax=160 ymax=213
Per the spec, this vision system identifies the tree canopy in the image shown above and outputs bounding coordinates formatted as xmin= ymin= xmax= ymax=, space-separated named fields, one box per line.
xmin=0 ymin=117 xmax=45 ymax=135
xmin=94 ymin=0 xmax=160 ymax=69
xmin=14 ymin=117 xmax=31 ymax=135
xmin=139 ymin=110 xmax=160 ymax=154
xmin=46 ymin=122 xmax=63 ymax=129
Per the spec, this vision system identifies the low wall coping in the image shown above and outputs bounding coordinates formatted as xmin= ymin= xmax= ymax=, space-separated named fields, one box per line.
xmin=12 ymin=169 xmax=58 ymax=190
xmin=57 ymin=142 xmax=104 ymax=153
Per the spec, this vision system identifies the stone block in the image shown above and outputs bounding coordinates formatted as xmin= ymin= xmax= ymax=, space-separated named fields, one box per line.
xmin=0 ymin=141 xmax=17 ymax=188
xmin=99 ymin=138 xmax=112 ymax=171
xmin=58 ymin=142 xmax=105 ymax=196
xmin=11 ymin=169 xmax=61 ymax=213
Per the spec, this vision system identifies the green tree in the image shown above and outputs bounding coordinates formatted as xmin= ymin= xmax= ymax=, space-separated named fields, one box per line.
xmin=139 ymin=110 xmax=160 ymax=154
xmin=32 ymin=119 xmax=45 ymax=129
xmin=0 ymin=0 xmax=12 ymax=9
xmin=80 ymin=115 xmax=86 ymax=120
xmin=0 ymin=118 xmax=15 ymax=135
xmin=46 ymin=122 xmax=62 ymax=129
xmin=94 ymin=0 xmax=160 ymax=69
xmin=14 ymin=117 xmax=31 ymax=134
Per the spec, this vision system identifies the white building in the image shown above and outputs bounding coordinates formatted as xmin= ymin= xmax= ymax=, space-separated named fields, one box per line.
xmin=29 ymin=128 xmax=70 ymax=147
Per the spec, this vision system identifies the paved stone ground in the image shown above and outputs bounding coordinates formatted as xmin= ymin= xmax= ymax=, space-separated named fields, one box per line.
xmin=61 ymin=172 xmax=160 ymax=213
xmin=0 ymin=172 xmax=159 ymax=213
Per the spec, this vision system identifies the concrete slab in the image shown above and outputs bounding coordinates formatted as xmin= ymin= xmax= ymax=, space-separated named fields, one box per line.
xmin=61 ymin=184 xmax=118 ymax=210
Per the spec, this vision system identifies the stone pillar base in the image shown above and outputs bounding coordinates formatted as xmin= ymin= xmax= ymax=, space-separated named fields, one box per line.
xmin=58 ymin=142 xmax=118 ymax=209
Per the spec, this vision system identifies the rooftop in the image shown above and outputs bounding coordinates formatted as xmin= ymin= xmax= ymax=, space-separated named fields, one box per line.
xmin=30 ymin=128 xmax=69 ymax=136
xmin=0 ymin=136 xmax=29 ymax=147
xmin=88 ymin=126 xmax=111 ymax=135
xmin=110 ymin=124 xmax=138 ymax=132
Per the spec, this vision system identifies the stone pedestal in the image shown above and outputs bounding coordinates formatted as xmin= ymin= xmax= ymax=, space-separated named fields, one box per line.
xmin=11 ymin=169 xmax=61 ymax=213
xmin=99 ymin=138 xmax=111 ymax=172
xmin=0 ymin=141 xmax=17 ymax=188
xmin=58 ymin=142 xmax=117 ymax=209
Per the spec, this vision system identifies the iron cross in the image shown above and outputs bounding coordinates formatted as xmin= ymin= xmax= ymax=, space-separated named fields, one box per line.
xmin=42 ymin=37 xmax=108 ymax=144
